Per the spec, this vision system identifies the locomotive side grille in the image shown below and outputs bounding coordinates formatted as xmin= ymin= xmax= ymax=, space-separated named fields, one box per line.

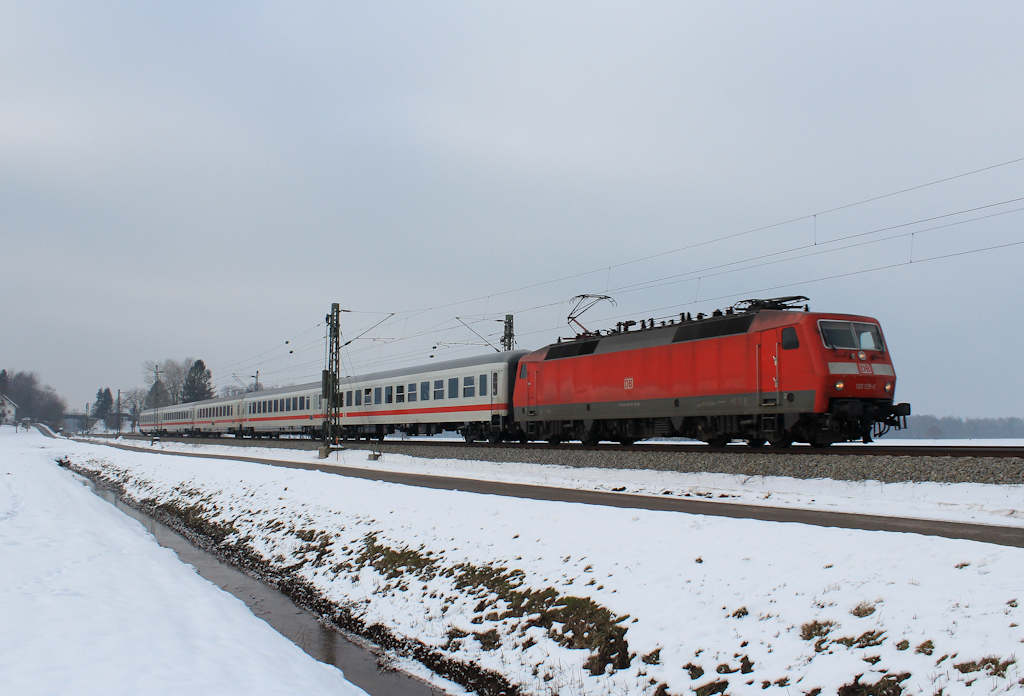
xmin=672 ymin=315 xmax=755 ymax=344
xmin=545 ymin=340 xmax=601 ymax=360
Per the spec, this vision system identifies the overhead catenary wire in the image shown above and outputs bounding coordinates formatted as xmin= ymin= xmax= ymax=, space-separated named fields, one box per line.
xmin=381 ymin=154 xmax=1024 ymax=318
xmin=207 ymin=155 xmax=1024 ymax=384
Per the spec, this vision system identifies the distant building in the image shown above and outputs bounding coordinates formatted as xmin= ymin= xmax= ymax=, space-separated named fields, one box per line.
xmin=0 ymin=394 xmax=17 ymax=425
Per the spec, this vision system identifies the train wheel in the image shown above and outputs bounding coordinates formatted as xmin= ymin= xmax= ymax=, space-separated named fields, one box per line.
xmin=769 ymin=437 xmax=792 ymax=449
xmin=618 ymin=438 xmax=636 ymax=446
xmin=487 ymin=432 xmax=502 ymax=444
xmin=746 ymin=438 xmax=766 ymax=448
xmin=708 ymin=437 xmax=729 ymax=448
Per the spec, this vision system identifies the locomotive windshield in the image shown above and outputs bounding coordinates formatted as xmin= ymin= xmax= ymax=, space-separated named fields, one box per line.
xmin=818 ymin=320 xmax=885 ymax=351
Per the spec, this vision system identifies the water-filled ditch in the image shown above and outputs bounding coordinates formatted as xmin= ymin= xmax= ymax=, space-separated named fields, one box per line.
xmin=75 ymin=473 xmax=441 ymax=696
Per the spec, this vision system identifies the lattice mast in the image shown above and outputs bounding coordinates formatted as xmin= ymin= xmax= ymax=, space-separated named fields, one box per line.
xmin=323 ymin=303 xmax=342 ymax=446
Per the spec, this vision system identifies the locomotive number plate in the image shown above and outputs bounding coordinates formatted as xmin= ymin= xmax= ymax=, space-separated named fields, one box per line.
xmin=624 ymin=377 xmax=634 ymax=390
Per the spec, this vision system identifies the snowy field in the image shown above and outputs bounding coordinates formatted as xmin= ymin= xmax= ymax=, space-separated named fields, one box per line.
xmin=24 ymin=430 xmax=1020 ymax=694
xmin=109 ymin=436 xmax=1024 ymax=530
xmin=0 ymin=427 xmax=365 ymax=696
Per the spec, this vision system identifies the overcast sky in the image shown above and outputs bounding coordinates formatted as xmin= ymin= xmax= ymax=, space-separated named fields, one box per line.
xmin=2 ymin=2 xmax=1022 ymax=418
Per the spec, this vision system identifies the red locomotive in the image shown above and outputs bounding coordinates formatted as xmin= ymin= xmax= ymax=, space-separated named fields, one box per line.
xmin=511 ymin=296 xmax=910 ymax=447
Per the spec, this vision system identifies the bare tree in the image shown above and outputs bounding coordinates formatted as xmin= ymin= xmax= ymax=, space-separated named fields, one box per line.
xmin=219 ymin=385 xmax=247 ymax=397
xmin=121 ymin=387 xmax=149 ymax=433
xmin=0 ymin=370 xmax=67 ymax=427
xmin=142 ymin=358 xmax=194 ymax=405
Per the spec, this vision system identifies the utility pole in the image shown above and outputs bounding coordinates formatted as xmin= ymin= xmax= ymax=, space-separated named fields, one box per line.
xmin=500 ymin=314 xmax=515 ymax=352
xmin=321 ymin=303 xmax=342 ymax=457
xmin=116 ymin=389 xmax=121 ymax=437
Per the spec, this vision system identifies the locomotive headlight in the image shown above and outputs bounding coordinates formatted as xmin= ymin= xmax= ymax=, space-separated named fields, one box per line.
xmin=835 ymin=380 xmax=845 ymax=391
xmin=884 ymin=382 xmax=893 ymax=393
xmin=857 ymin=350 xmax=867 ymax=361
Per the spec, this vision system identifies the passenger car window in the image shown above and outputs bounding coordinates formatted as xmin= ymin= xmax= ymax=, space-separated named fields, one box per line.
xmin=346 ymin=391 xmax=352 ymax=407
xmin=385 ymin=386 xmax=393 ymax=404
xmin=463 ymin=376 xmax=475 ymax=398
xmin=374 ymin=387 xmax=382 ymax=405
xmin=355 ymin=390 xmax=362 ymax=406
xmin=421 ymin=382 xmax=429 ymax=401
xmin=407 ymin=384 xmax=417 ymax=402
xmin=448 ymin=378 xmax=458 ymax=399
xmin=396 ymin=385 xmax=404 ymax=403
xmin=492 ymin=372 xmax=498 ymax=396
xmin=479 ymin=374 xmax=487 ymax=396
xmin=781 ymin=327 xmax=799 ymax=350
xmin=434 ymin=380 xmax=444 ymax=400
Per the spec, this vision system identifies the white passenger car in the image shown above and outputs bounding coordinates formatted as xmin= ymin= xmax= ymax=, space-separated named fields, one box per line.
xmin=139 ymin=351 xmax=529 ymax=441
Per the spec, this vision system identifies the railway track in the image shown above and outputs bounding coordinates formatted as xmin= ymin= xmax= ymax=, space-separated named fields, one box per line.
xmin=112 ymin=434 xmax=1024 ymax=459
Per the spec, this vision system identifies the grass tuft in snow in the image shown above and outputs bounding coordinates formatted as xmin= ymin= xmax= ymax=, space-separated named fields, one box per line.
xmin=850 ymin=601 xmax=877 ymax=617
xmin=954 ymin=655 xmax=1016 ymax=678
xmin=835 ymin=672 xmax=910 ymax=695
xmin=693 ymin=678 xmax=728 ymax=696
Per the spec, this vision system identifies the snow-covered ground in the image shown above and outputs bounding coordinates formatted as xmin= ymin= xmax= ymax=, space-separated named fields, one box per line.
xmin=110 ymin=436 xmax=1024 ymax=530
xmin=34 ymin=431 xmax=1024 ymax=694
xmin=0 ymin=426 xmax=365 ymax=696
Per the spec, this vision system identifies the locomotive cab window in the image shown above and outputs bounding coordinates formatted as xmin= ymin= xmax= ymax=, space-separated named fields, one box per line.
xmin=819 ymin=320 xmax=885 ymax=352
xmin=781 ymin=327 xmax=799 ymax=350
xmin=520 ymin=364 xmax=527 ymax=379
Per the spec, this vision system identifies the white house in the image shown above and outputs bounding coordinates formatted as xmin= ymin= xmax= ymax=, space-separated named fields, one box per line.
xmin=0 ymin=394 xmax=17 ymax=425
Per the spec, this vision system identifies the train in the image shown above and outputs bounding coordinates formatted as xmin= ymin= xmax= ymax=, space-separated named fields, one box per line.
xmin=139 ymin=296 xmax=910 ymax=447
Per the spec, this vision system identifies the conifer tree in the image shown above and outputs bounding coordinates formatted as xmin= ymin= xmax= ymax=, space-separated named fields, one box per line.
xmin=145 ymin=380 xmax=171 ymax=409
xmin=181 ymin=360 xmax=215 ymax=403
xmin=91 ymin=387 xmax=114 ymax=420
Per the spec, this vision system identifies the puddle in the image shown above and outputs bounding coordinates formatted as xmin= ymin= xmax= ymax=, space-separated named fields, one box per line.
xmin=77 ymin=475 xmax=443 ymax=696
